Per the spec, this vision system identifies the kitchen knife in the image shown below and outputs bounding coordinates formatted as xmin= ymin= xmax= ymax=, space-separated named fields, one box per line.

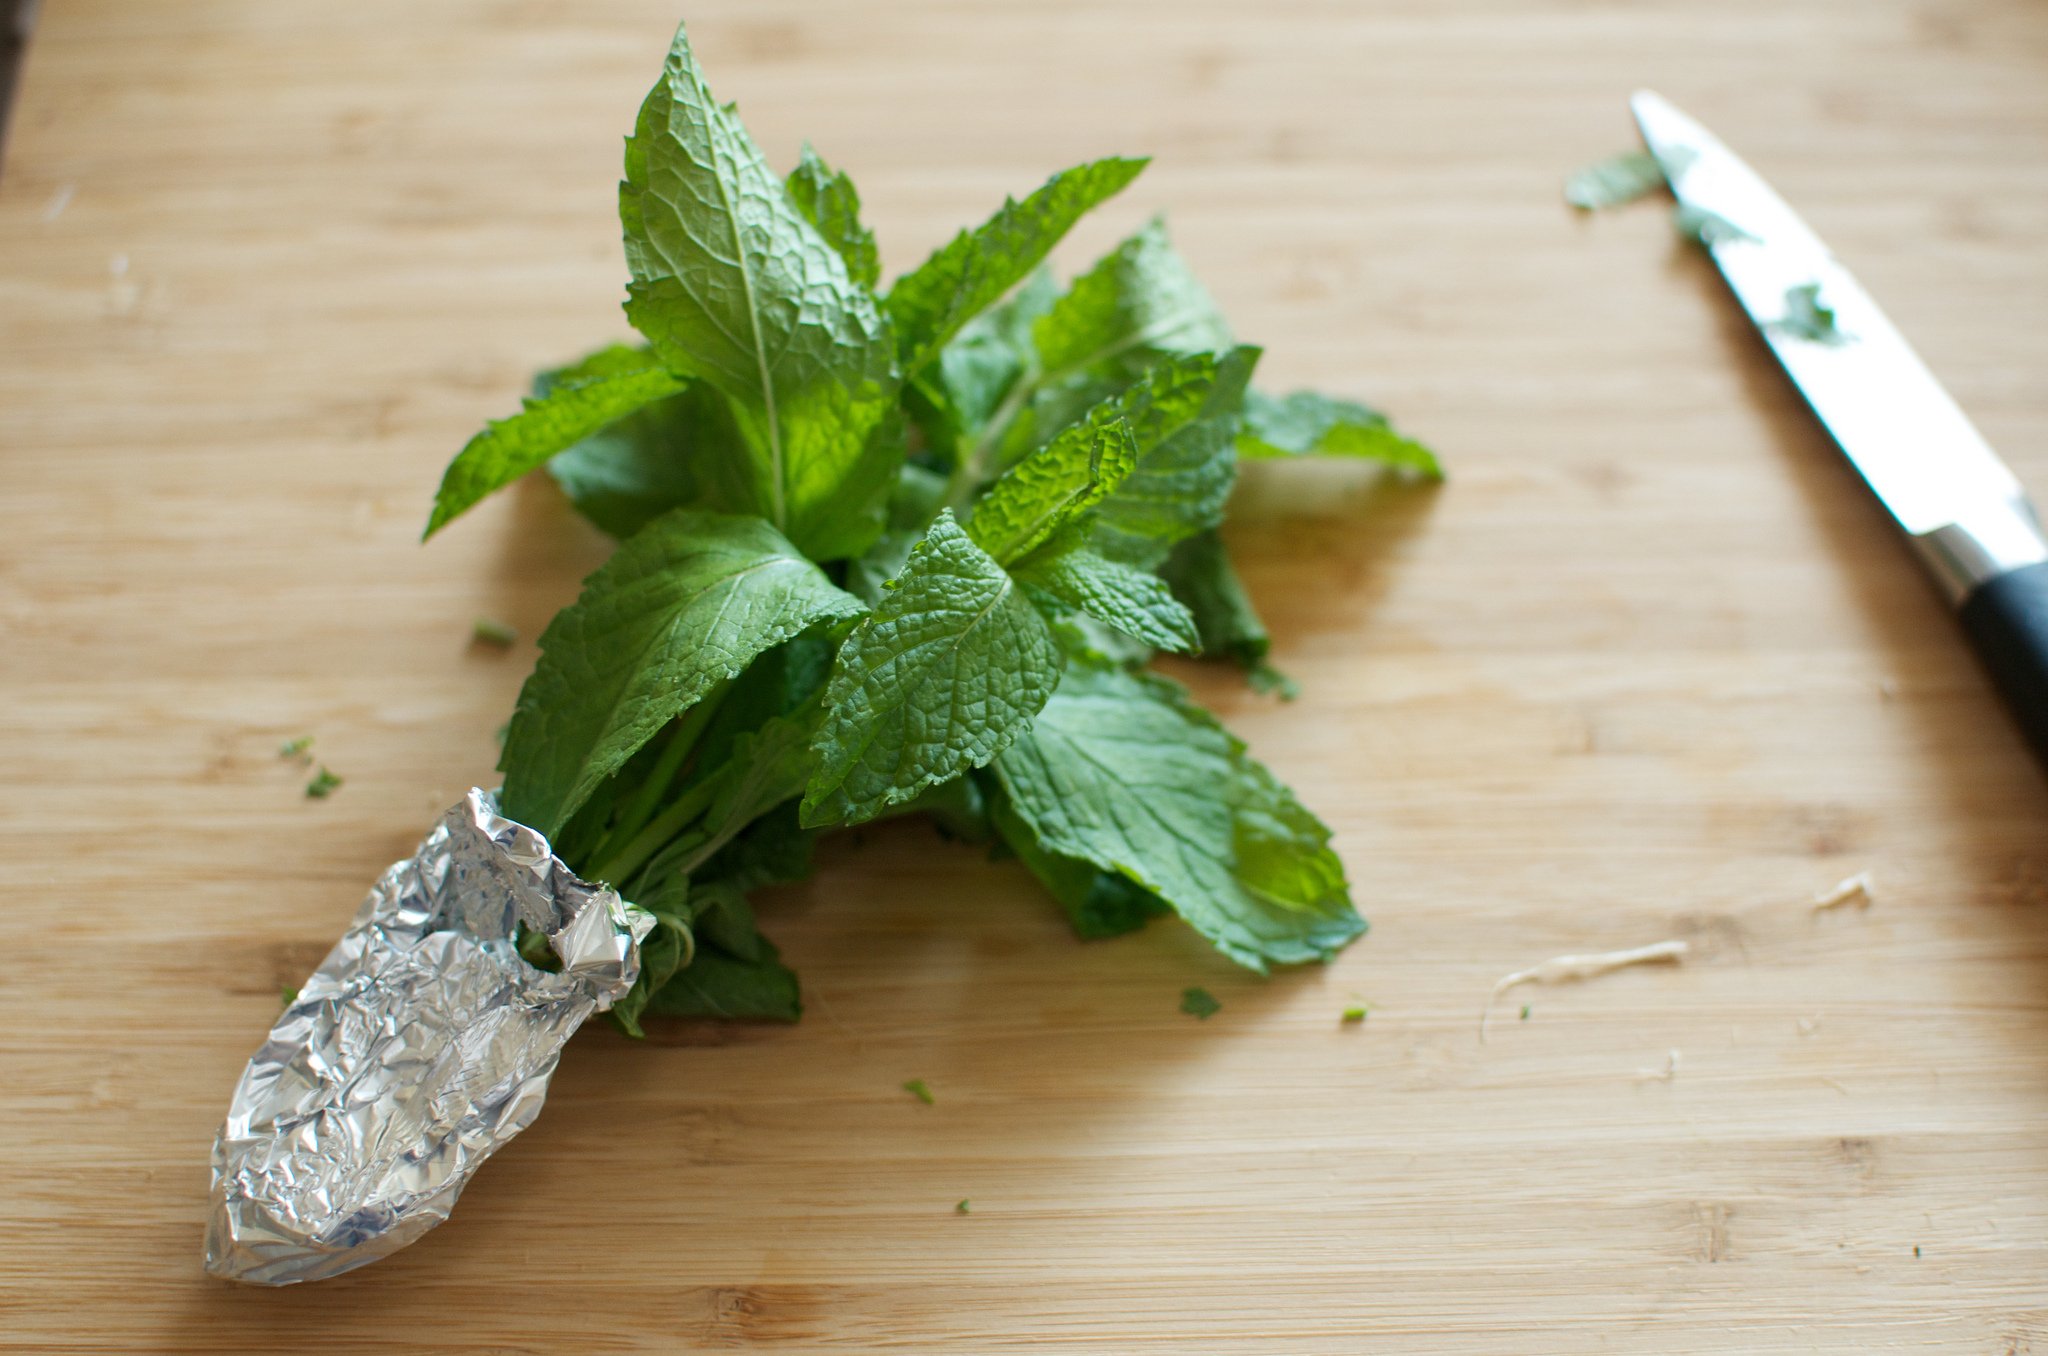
xmin=1631 ymin=90 xmax=2048 ymax=767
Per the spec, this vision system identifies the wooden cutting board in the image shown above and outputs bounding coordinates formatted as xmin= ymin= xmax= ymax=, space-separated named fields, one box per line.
xmin=5 ymin=0 xmax=2047 ymax=1349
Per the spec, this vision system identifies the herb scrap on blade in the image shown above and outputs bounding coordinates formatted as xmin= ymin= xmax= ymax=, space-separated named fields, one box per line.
xmin=419 ymin=19 xmax=1439 ymax=1032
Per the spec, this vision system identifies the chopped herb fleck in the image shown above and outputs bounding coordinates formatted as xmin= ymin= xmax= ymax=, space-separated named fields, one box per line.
xmin=1520 ymin=1004 xmax=1532 ymax=1022
xmin=1180 ymin=986 xmax=1221 ymax=1020
xmin=472 ymin=617 xmax=519 ymax=648
xmin=955 ymin=1199 xmax=971 ymax=1214
xmin=1913 ymin=1245 xmax=1921 ymax=1259
xmin=902 ymin=1078 xmax=935 ymax=1105
xmin=278 ymin=735 xmax=314 ymax=762
xmin=1564 ymin=149 xmax=1666 ymax=211
xmin=1673 ymin=202 xmax=1756 ymax=248
xmin=305 ymin=767 xmax=344 ymax=799
xmin=1769 ymin=282 xmax=1851 ymax=346
xmin=1340 ymin=1004 xmax=1371 ymax=1024
xmin=280 ymin=985 xmax=298 ymax=1008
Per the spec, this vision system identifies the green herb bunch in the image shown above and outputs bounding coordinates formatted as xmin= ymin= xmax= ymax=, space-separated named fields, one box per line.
xmin=425 ymin=23 xmax=1439 ymax=1035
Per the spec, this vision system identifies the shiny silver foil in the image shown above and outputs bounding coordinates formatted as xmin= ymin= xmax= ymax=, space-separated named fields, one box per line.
xmin=206 ymin=788 xmax=652 ymax=1285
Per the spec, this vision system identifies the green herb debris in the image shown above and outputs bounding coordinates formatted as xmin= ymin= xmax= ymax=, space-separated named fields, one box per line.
xmin=1673 ymin=202 xmax=1757 ymax=249
xmin=1180 ymin=986 xmax=1222 ymax=1020
xmin=472 ymin=617 xmax=519 ymax=648
xmin=903 ymin=1079 xmax=936 ymax=1105
xmin=1769 ymin=282 xmax=1852 ymax=346
xmin=1341 ymin=1003 xmax=1370 ymax=1024
xmin=1520 ymin=1004 xmax=1532 ymax=1022
xmin=956 ymin=1199 xmax=972 ymax=1214
xmin=281 ymin=986 xmax=298 ymax=1008
xmin=279 ymin=735 xmax=313 ymax=763
xmin=1564 ymin=149 xmax=1666 ymax=211
xmin=421 ymin=22 xmax=1436 ymax=1034
xmin=304 ymin=767 xmax=343 ymax=799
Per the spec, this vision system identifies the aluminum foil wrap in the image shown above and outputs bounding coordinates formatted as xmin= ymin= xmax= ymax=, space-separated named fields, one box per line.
xmin=205 ymin=788 xmax=653 ymax=1285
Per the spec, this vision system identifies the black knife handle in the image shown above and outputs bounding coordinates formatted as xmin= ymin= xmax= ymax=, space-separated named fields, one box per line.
xmin=1959 ymin=559 xmax=2048 ymax=766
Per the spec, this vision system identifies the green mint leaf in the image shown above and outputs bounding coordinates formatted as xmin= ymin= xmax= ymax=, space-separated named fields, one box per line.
xmin=425 ymin=345 xmax=685 ymax=538
xmin=989 ymin=782 xmax=1169 ymax=939
xmin=620 ymin=23 xmax=899 ymax=560
xmin=786 ymin=144 xmax=880 ymax=291
xmin=934 ymin=268 xmax=1060 ymax=440
xmin=646 ymin=939 xmax=801 ymax=1021
xmin=973 ymin=218 xmax=1234 ymax=466
xmin=993 ymin=664 xmax=1363 ymax=971
xmin=1180 ymin=986 xmax=1221 ymax=1020
xmin=304 ymin=767 xmax=343 ymax=799
xmin=1769 ymin=282 xmax=1852 ymax=346
xmin=1238 ymin=390 xmax=1442 ymax=479
xmin=967 ymin=414 xmax=1138 ymax=565
xmin=1158 ymin=530 xmax=1269 ymax=669
xmin=902 ymin=1078 xmax=935 ymax=1104
xmin=1014 ymin=536 xmax=1199 ymax=654
xmin=546 ymin=382 xmax=754 ymax=540
xmin=804 ymin=511 xmax=1062 ymax=827
xmin=1563 ymin=149 xmax=1666 ymax=211
xmin=886 ymin=156 xmax=1149 ymax=372
xmin=500 ymin=509 xmax=864 ymax=836
xmin=1672 ymin=202 xmax=1757 ymax=248
xmin=1086 ymin=347 xmax=1259 ymax=567
xmin=695 ymin=801 xmax=817 ymax=897
xmin=1032 ymin=217 xmax=1232 ymax=386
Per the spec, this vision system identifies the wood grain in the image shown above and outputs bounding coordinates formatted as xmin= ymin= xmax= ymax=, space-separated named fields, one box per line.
xmin=4 ymin=0 xmax=2048 ymax=1350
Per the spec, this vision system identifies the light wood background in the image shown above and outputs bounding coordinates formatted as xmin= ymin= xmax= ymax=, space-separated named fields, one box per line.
xmin=5 ymin=0 xmax=2048 ymax=1350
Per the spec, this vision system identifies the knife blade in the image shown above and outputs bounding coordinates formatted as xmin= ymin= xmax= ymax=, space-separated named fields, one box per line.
xmin=1631 ymin=90 xmax=2048 ymax=767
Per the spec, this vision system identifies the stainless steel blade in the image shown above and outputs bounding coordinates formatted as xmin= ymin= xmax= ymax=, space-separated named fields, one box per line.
xmin=1630 ymin=90 xmax=2045 ymax=600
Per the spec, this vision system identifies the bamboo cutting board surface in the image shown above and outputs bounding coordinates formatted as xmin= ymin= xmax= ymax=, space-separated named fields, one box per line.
xmin=5 ymin=0 xmax=2048 ymax=1350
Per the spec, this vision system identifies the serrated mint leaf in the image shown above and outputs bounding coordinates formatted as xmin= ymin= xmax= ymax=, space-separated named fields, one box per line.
xmin=845 ymin=527 xmax=922 ymax=607
xmin=787 ymin=144 xmax=880 ymax=291
xmin=425 ymin=345 xmax=686 ymax=538
xmin=1158 ymin=529 xmax=1270 ymax=667
xmin=886 ymin=156 xmax=1149 ymax=372
xmin=967 ymin=414 xmax=1137 ymax=565
xmin=1032 ymin=217 xmax=1233 ymax=385
xmin=1564 ymin=149 xmax=1666 ymax=211
xmin=545 ymin=381 xmax=754 ymax=539
xmin=989 ymin=782 xmax=1169 ymax=939
xmin=1015 ymin=537 xmax=1198 ymax=653
xmin=975 ymin=219 xmax=1234 ymax=466
xmin=1048 ymin=612 xmax=1158 ymax=670
xmin=1238 ymin=390 xmax=1441 ymax=479
xmin=993 ymin=664 xmax=1362 ymax=971
xmin=499 ymin=510 xmax=864 ymax=836
xmin=804 ymin=511 xmax=1061 ymax=827
xmin=620 ymin=23 xmax=899 ymax=561
xmin=1086 ymin=347 xmax=1259 ymax=567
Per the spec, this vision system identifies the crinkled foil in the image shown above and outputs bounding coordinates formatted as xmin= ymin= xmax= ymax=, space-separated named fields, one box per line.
xmin=205 ymin=788 xmax=652 ymax=1285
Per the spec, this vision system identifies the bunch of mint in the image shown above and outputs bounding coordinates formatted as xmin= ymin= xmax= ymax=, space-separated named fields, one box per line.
xmin=424 ymin=23 xmax=1438 ymax=1035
